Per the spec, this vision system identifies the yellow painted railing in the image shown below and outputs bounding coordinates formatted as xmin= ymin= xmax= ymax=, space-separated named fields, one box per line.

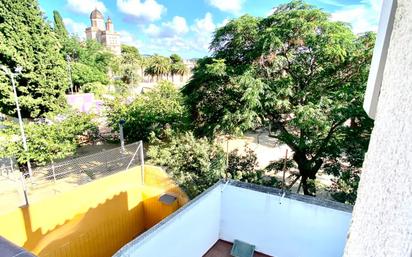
xmin=0 ymin=165 xmax=188 ymax=257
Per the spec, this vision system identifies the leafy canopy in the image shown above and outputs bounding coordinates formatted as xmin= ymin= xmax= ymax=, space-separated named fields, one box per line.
xmin=0 ymin=110 xmax=97 ymax=166
xmin=183 ymin=0 xmax=375 ymax=195
xmin=0 ymin=0 xmax=69 ymax=118
xmin=147 ymin=130 xmax=225 ymax=198
xmin=107 ymin=81 xmax=189 ymax=142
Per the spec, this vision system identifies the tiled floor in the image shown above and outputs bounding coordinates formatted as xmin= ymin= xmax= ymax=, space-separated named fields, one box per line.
xmin=203 ymin=240 xmax=271 ymax=257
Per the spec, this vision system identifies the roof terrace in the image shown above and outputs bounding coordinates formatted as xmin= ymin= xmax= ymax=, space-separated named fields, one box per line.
xmin=115 ymin=180 xmax=352 ymax=257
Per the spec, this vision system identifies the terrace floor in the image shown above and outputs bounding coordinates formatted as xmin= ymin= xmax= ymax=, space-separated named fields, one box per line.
xmin=203 ymin=240 xmax=271 ymax=257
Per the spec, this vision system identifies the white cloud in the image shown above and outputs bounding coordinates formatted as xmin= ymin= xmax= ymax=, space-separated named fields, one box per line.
xmin=63 ymin=18 xmax=87 ymax=38
xmin=136 ymin=13 xmax=222 ymax=57
xmin=66 ymin=0 xmax=106 ymax=14
xmin=206 ymin=0 xmax=244 ymax=14
xmin=192 ymin=12 xmax=216 ymax=34
xmin=117 ymin=0 xmax=166 ymax=23
xmin=330 ymin=0 xmax=382 ymax=34
xmin=189 ymin=12 xmax=217 ymax=53
xmin=218 ymin=18 xmax=230 ymax=28
xmin=119 ymin=30 xmax=144 ymax=48
xmin=144 ymin=16 xmax=189 ymax=38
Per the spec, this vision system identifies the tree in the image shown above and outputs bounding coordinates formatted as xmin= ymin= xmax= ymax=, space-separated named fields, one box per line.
xmin=106 ymin=81 xmax=189 ymax=142
xmin=0 ymin=110 xmax=97 ymax=168
xmin=0 ymin=0 xmax=69 ymax=118
xmin=71 ymin=62 xmax=108 ymax=87
xmin=119 ymin=45 xmax=141 ymax=85
xmin=171 ymin=62 xmax=188 ymax=82
xmin=145 ymin=54 xmax=171 ymax=81
xmin=147 ymin=130 xmax=225 ymax=198
xmin=183 ymin=1 xmax=375 ymax=196
xmin=227 ymin=148 xmax=279 ymax=187
xmin=170 ymin=54 xmax=183 ymax=63
xmin=325 ymin=113 xmax=373 ymax=204
xmin=63 ymin=39 xmax=114 ymax=90
xmin=53 ymin=10 xmax=68 ymax=39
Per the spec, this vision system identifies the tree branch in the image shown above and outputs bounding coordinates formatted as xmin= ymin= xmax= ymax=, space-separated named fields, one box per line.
xmin=313 ymin=119 xmax=347 ymax=160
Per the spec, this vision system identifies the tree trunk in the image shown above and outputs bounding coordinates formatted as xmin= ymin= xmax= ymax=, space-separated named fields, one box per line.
xmin=293 ymin=151 xmax=322 ymax=196
xmin=301 ymin=176 xmax=312 ymax=196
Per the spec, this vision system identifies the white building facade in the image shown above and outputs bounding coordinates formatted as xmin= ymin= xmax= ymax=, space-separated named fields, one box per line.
xmin=85 ymin=9 xmax=121 ymax=56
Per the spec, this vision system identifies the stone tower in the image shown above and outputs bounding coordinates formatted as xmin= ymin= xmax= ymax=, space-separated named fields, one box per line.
xmin=85 ymin=9 xmax=121 ymax=55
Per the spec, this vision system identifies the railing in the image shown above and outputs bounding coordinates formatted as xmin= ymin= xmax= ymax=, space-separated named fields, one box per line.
xmin=0 ymin=141 xmax=144 ymax=210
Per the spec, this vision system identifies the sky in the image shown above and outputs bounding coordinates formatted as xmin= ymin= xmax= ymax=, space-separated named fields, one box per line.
xmin=38 ymin=0 xmax=383 ymax=59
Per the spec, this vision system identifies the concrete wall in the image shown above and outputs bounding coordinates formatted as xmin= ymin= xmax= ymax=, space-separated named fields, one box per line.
xmin=0 ymin=166 xmax=188 ymax=257
xmin=344 ymin=1 xmax=412 ymax=256
xmin=115 ymin=184 xmax=222 ymax=257
xmin=220 ymin=186 xmax=351 ymax=257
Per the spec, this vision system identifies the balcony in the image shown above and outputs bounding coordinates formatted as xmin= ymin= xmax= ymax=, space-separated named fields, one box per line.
xmin=115 ymin=180 xmax=352 ymax=257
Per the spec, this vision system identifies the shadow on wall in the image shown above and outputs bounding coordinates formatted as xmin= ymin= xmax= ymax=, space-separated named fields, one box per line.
xmin=23 ymin=192 xmax=143 ymax=257
xmin=0 ymin=166 xmax=188 ymax=257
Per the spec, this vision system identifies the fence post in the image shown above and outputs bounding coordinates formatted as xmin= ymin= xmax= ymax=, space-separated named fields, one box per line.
xmin=140 ymin=141 xmax=144 ymax=185
xmin=19 ymin=172 xmax=29 ymax=206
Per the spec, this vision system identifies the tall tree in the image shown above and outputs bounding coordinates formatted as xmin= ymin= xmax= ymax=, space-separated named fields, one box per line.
xmin=170 ymin=54 xmax=187 ymax=82
xmin=0 ymin=0 xmax=69 ymax=118
xmin=145 ymin=54 xmax=170 ymax=81
xmin=119 ymin=45 xmax=141 ymax=85
xmin=53 ymin=10 xmax=68 ymax=39
xmin=183 ymin=0 xmax=375 ymax=195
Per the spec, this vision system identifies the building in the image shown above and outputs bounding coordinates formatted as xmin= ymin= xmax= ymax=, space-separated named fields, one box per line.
xmin=343 ymin=0 xmax=412 ymax=256
xmin=85 ymin=9 xmax=121 ymax=55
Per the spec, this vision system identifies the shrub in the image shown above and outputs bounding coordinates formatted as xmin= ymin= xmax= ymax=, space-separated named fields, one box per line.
xmin=107 ymin=81 xmax=189 ymax=142
xmin=147 ymin=130 xmax=225 ymax=198
xmin=227 ymin=148 xmax=279 ymax=187
xmin=0 ymin=110 xmax=97 ymax=169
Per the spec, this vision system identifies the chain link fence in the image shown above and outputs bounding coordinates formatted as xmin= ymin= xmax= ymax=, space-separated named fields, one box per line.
xmin=0 ymin=142 xmax=144 ymax=211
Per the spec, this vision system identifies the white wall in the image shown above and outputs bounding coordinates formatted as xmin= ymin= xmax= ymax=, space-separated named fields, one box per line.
xmin=114 ymin=185 xmax=222 ymax=257
xmin=344 ymin=1 xmax=412 ymax=256
xmin=220 ymin=186 xmax=351 ymax=257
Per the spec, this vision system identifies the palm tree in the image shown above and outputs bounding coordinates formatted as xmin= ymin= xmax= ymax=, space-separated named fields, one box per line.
xmin=171 ymin=62 xmax=188 ymax=82
xmin=145 ymin=55 xmax=170 ymax=82
xmin=169 ymin=54 xmax=187 ymax=83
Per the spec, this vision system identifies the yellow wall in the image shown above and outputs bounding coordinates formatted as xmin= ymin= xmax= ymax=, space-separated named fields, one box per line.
xmin=0 ymin=166 xmax=188 ymax=257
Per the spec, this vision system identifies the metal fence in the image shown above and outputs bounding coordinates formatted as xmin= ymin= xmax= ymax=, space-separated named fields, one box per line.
xmin=0 ymin=141 xmax=144 ymax=210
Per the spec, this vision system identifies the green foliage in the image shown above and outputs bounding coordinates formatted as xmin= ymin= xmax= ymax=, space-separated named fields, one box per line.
xmin=170 ymin=54 xmax=183 ymax=63
xmin=169 ymin=54 xmax=187 ymax=82
xmin=119 ymin=45 xmax=141 ymax=85
xmin=183 ymin=58 xmax=264 ymax=137
xmin=227 ymin=148 xmax=279 ymax=187
xmin=0 ymin=0 xmax=69 ymax=118
xmin=183 ymin=0 xmax=375 ymax=196
xmin=107 ymin=81 xmax=188 ymax=142
xmin=122 ymin=45 xmax=140 ymax=61
xmin=81 ymin=82 xmax=107 ymax=99
xmin=145 ymin=54 xmax=171 ymax=81
xmin=63 ymin=39 xmax=114 ymax=89
xmin=72 ymin=62 xmax=108 ymax=86
xmin=147 ymin=131 xmax=225 ymax=198
xmin=324 ymin=114 xmax=373 ymax=204
xmin=0 ymin=110 xmax=98 ymax=167
xmin=53 ymin=10 xmax=68 ymax=39
xmin=77 ymin=40 xmax=115 ymax=72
